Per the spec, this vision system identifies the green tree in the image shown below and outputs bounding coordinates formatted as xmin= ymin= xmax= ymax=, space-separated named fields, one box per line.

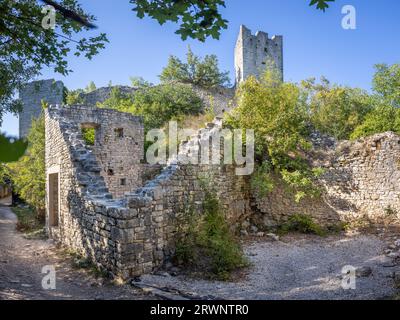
xmin=85 ymin=81 xmax=97 ymax=93
xmin=98 ymin=83 xmax=203 ymax=131
xmin=130 ymin=76 xmax=152 ymax=88
xmin=96 ymin=87 xmax=134 ymax=111
xmin=304 ymin=78 xmax=373 ymax=140
xmin=351 ymin=105 xmax=400 ymax=140
xmin=160 ymin=47 xmax=230 ymax=88
xmin=131 ymin=0 xmax=335 ymax=41
xmin=65 ymin=88 xmax=84 ymax=105
xmin=8 ymin=116 xmax=46 ymax=218
xmin=225 ymin=73 xmax=320 ymax=202
xmin=373 ymin=64 xmax=400 ymax=107
xmin=0 ymin=0 xmax=107 ymax=124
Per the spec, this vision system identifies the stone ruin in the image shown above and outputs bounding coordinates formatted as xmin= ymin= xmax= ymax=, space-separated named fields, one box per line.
xmin=17 ymin=25 xmax=400 ymax=279
xmin=45 ymin=105 xmax=251 ymax=278
xmin=44 ymin=102 xmax=400 ymax=279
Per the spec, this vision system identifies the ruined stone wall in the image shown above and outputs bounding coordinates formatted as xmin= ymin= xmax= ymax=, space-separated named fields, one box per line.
xmin=19 ymin=79 xmax=64 ymax=138
xmin=191 ymin=85 xmax=235 ymax=116
xmin=254 ymin=132 xmax=400 ymax=227
xmin=54 ymin=106 xmax=144 ymax=198
xmin=234 ymin=25 xmax=283 ymax=85
xmin=79 ymin=86 xmax=137 ymax=107
xmin=45 ymin=106 xmax=251 ymax=278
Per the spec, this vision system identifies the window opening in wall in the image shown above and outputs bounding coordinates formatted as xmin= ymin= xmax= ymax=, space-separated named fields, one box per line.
xmin=80 ymin=123 xmax=99 ymax=146
xmin=115 ymin=128 xmax=124 ymax=138
xmin=120 ymin=178 xmax=126 ymax=186
xmin=107 ymin=168 xmax=114 ymax=176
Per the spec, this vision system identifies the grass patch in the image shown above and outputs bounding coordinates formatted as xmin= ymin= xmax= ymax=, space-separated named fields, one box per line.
xmin=175 ymin=189 xmax=248 ymax=281
xmin=66 ymin=249 xmax=109 ymax=278
xmin=278 ymin=214 xmax=326 ymax=236
xmin=11 ymin=206 xmax=45 ymax=238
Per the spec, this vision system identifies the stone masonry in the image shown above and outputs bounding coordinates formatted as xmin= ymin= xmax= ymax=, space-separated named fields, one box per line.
xmin=45 ymin=105 xmax=251 ymax=278
xmin=235 ymin=25 xmax=283 ymax=85
xmin=19 ymin=79 xmax=64 ymax=138
xmin=31 ymin=25 xmax=399 ymax=279
xmin=254 ymin=132 xmax=400 ymax=228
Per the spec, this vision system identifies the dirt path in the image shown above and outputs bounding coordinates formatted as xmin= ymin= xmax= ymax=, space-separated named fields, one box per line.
xmin=1 ymin=200 xmax=399 ymax=300
xmin=141 ymin=233 xmax=400 ymax=300
xmin=0 ymin=204 xmax=152 ymax=300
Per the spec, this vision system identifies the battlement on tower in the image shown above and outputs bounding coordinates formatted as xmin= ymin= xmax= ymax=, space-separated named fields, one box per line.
xmin=234 ymin=25 xmax=283 ymax=85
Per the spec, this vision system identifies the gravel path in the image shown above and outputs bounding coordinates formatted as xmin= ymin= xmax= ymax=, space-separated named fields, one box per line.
xmin=0 ymin=204 xmax=152 ymax=300
xmin=2 ymin=200 xmax=399 ymax=300
xmin=141 ymin=234 xmax=400 ymax=300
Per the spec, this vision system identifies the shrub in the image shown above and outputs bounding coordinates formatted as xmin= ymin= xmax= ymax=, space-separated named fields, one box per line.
xmin=350 ymin=104 xmax=400 ymax=139
xmin=225 ymin=73 xmax=321 ymax=202
xmin=7 ymin=116 xmax=45 ymax=219
xmin=373 ymin=63 xmax=400 ymax=108
xmin=175 ymin=186 xmax=248 ymax=280
xmin=81 ymin=127 xmax=95 ymax=146
xmin=250 ymin=162 xmax=274 ymax=198
xmin=160 ymin=46 xmax=230 ymax=88
xmin=304 ymin=78 xmax=373 ymax=140
xmin=279 ymin=214 xmax=325 ymax=236
xmin=12 ymin=206 xmax=44 ymax=234
xmin=131 ymin=83 xmax=204 ymax=130
xmin=98 ymin=83 xmax=204 ymax=131
xmin=65 ymin=89 xmax=84 ymax=105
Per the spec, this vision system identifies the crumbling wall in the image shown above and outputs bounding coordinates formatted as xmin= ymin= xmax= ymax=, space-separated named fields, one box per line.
xmin=53 ymin=106 xmax=144 ymax=198
xmin=45 ymin=105 xmax=251 ymax=278
xmin=79 ymin=86 xmax=137 ymax=107
xmin=19 ymin=79 xmax=64 ymax=138
xmin=254 ymin=132 xmax=400 ymax=227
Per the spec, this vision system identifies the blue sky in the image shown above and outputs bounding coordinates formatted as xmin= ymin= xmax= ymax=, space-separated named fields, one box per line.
xmin=2 ymin=0 xmax=400 ymax=136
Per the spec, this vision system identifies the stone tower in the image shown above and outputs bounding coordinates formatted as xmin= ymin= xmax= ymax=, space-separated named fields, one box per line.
xmin=234 ymin=25 xmax=283 ymax=85
xmin=19 ymin=79 xmax=64 ymax=138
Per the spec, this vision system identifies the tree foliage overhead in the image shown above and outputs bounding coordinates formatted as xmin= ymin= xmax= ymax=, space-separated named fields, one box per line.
xmin=0 ymin=0 xmax=107 ymax=124
xmin=131 ymin=0 xmax=228 ymax=42
xmin=160 ymin=46 xmax=230 ymax=88
xmin=131 ymin=0 xmax=336 ymax=41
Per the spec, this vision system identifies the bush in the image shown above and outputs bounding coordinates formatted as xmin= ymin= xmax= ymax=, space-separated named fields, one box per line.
xmin=373 ymin=63 xmax=400 ymax=108
xmin=225 ymin=73 xmax=321 ymax=202
xmin=175 ymin=187 xmax=248 ymax=280
xmin=65 ymin=89 xmax=84 ymax=105
xmin=160 ymin=46 xmax=230 ymax=88
xmin=131 ymin=83 xmax=204 ymax=130
xmin=304 ymin=78 xmax=373 ymax=140
xmin=98 ymin=83 xmax=204 ymax=131
xmin=279 ymin=214 xmax=325 ymax=236
xmin=7 ymin=116 xmax=45 ymax=219
xmin=81 ymin=127 xmax=95 ymax=146
xmin=351 ymin=104 xmax=400 ymax=139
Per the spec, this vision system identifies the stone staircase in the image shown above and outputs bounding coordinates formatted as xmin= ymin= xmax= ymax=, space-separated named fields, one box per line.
xmin=51 ymin=107 xmax=121 ymax=205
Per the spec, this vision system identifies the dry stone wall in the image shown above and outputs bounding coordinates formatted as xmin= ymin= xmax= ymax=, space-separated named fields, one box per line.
xmin=45 ymin=105 xmax=251 ymax=278
xmin=46 ymin=102 xmax=400 ymax=278
xmin=253 ymin=132 xmax=400 ymax=228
